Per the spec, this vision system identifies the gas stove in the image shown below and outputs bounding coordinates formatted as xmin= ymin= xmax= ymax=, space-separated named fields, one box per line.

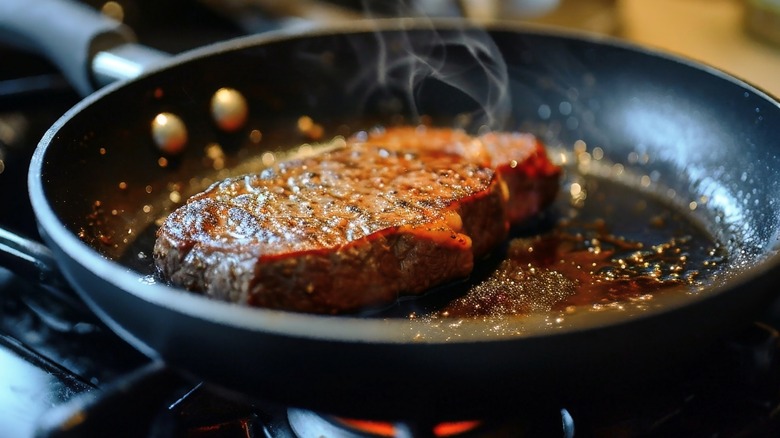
xmin=3 ymin=1 xmax=780 ymax=437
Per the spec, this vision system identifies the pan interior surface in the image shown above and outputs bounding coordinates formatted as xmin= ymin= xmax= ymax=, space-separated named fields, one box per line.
xmin=30 ymin=21 xmax=780 ymax=344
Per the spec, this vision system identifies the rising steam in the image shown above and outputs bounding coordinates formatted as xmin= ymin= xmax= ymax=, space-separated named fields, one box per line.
xmin=347 ymin=3 xmax=512 ymax=130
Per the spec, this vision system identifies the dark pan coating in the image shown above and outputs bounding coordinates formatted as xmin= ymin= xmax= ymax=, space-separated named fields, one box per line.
xmin=154 ymin=134 xmax=520 ymax=313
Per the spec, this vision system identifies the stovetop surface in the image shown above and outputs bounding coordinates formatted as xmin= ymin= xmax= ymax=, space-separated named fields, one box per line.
xmin=3 ymin=1 xmax=780 ymax=437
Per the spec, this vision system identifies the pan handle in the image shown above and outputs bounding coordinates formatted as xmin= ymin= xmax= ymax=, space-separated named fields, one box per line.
xmin=0 ymin=227 xmax=71 ymax=294
xmin=0 ymin=0 xmax=168 ymax=96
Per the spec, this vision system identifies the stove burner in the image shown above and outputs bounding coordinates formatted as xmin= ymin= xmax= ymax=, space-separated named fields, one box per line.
xmin=286 ymin=408 xmax=575 ymax=438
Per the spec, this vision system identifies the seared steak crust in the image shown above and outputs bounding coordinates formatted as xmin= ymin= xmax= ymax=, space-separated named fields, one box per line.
xmin=154 ymin=141 xmax=510 ymax=313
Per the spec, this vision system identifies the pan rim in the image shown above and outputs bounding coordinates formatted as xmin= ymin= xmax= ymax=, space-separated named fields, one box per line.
xmin=27 ymin=18 xmax=780 ymax=344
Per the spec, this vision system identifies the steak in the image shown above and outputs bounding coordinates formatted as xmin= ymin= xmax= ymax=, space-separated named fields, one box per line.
xmin=154 ymin=127 xmax=560 ymax=314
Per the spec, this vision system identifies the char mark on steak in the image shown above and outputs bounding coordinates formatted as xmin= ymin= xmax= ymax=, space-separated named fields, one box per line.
xmin=154 ymin=127 xmax=560 ymax=314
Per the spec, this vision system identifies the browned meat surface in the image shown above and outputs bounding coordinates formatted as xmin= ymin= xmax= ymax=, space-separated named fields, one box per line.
xmin=154 ymin=127 xmax=561 ymax=314
xmin=354 ymin=126 xmax=561 ymax=224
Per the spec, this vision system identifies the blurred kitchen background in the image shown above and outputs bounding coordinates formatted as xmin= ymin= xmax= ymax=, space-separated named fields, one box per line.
xmin=1 ymin=0 xmax=779 ymax=98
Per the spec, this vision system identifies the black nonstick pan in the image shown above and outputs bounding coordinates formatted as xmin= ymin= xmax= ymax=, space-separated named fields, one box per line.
xmin=2 ymin=0 xmax=780 ymax=422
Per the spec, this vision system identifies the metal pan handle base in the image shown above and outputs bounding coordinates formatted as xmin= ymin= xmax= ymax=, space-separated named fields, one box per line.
xmin=0 ymin=0 xmax=167 ymax=96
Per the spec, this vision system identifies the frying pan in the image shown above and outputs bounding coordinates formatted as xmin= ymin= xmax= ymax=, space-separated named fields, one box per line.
xmin=2 ymin=0 xmax=780 ymax=422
